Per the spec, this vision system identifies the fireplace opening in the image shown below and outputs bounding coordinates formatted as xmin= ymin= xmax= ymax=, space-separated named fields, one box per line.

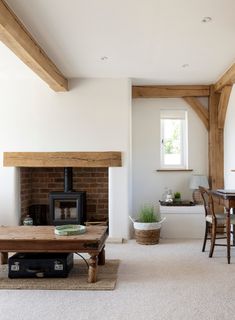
xmin=20 ymin=167 xmax=108 ymax=226
xmin=49 ymin=167 xmax=86 ymax=225
xmin=28 ymin=204 xmax=49 ymax=225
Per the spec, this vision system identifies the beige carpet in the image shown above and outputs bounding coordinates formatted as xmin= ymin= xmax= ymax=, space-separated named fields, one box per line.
xmin=2 ymin=240 xmax=235 ymax=320
xmin=0 ymin=259 xmax=119 ymax=290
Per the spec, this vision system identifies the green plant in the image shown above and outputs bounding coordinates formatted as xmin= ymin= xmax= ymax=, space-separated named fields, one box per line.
xmin=174 ymin=192 xmax=181 ymax=199
xmin=138 ymin=205 xmax=159 ymax=223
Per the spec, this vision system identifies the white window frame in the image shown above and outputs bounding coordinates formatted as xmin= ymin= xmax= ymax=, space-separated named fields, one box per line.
xmin=160 ymin=109 xmax=188 ymax=169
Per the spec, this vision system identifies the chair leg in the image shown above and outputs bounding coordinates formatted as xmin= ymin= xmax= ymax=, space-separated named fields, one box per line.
xmin=202 ymin=221 xmax=209 ymax=252
xmin=209 ymin=222 xmax=216 ymax=258
xmin=233 ymin=224 xmax=235 ymax=246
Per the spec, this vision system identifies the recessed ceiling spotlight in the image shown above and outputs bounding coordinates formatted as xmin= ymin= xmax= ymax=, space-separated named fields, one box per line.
xmin=202 ymin=16 xmax=212 ymax=23
xmin=100 ymin=56 xmax=108 ymax=61
xmin=182 ymin=64 xmax=189 ymax=68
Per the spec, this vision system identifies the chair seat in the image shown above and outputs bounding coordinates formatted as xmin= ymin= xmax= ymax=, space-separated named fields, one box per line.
xmin=206 ymin=214 xmax=235 ymax=224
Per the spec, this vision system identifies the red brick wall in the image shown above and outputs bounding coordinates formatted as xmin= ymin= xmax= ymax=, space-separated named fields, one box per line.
xmin=21 ymin=168 xmax=32 ymax=218
xmin=20 ymin=167 xmax=108 ymax=223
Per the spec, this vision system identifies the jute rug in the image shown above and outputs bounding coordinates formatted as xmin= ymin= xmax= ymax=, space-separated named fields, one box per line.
xmin=0 ymin=259 xmax=119 ymax=291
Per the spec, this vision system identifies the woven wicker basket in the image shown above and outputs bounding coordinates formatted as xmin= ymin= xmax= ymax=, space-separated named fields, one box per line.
xmin=135 ymin=228 xmax=161 ymax=245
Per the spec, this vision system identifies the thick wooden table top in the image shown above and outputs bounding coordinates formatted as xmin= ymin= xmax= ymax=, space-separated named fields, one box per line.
xmin=0 ymin=225 xmax=108 ymax=253
xmin=211 ymin=190 xmax=235 ymax=209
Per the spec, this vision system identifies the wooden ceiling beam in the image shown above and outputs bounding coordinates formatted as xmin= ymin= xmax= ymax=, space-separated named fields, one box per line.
xmin=214 ymin=63 xmax=235 ymax=93
xmin=0 ymin=0 xmax=68 ymax=92
xmin=132 ymin=85 xmax=210 ymax=98
xmin=218 ymin=85 xmax=232 ymax=129
xmin=183 ymin=97 xmax=209 ymax=130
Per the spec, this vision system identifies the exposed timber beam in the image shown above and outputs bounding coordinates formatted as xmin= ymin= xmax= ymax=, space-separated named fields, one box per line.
xmin=208 ymin=85 xmax=223 ymax=190
xmin=218 ymin=85 xmax=232 ymax=129
xmin=183 ymin=97 xmax=209 ymax=130
xmin=214 ymin=63 xmax=235 ymax=93
xmin=132 ymin=85 xmax=210 ymax=98
xmin=0 ymin=0 xmax=68 ymax=92
xmin=3 ymin=152 xmax=122 ymax=167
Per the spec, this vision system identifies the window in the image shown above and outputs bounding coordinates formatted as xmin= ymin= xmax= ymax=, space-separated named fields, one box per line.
xmin=160 ymin=109 xmax=188 ymax=169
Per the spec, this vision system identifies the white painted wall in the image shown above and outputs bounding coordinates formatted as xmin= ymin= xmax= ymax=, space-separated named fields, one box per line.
xmin=160 ymin=205 xmax=205 ymax=239
xmin=0 ymin=78 xmax=131 ymax=239
xmin=224 ymin=85 xmax=235 ymax=188
xmin=132 ymin=98 xmax=208 ymax=224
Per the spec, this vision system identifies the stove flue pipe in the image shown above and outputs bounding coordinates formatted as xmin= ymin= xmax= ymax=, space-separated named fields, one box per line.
xmin=64 ymin=167 xmax=73 ymax=192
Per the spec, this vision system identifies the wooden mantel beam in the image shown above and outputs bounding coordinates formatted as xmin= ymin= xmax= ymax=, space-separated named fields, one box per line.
xmin=132 ymin=85 xmax=210 ymax=98
xmin=3 ymin=152 xmax=122 ymax=167
xmin=214 ymin=63 xmax=235 ymax=93
xmin=0 ymin=0 xmax=68 ymax=92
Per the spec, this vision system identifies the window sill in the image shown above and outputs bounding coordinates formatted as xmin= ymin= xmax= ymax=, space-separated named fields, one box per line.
xmin=156 ymin=169 xmax=193 ymax=172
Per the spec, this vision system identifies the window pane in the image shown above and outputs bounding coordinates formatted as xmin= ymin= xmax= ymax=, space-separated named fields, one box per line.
xmin=160 ymin=109 xmax=188 ymax=168
xmin=163 ymin=119 xmax=181 ymax=165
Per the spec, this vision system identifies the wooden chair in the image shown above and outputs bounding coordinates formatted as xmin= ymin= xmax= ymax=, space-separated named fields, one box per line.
xmin=199 ymin=186 xmax=235 ymax=261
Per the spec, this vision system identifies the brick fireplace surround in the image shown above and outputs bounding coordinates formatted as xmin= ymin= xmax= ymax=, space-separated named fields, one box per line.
xmin=3 ymin=152 xmax=122 ymax=226
xmin=21 ymin=167 xmax=108 ymax=223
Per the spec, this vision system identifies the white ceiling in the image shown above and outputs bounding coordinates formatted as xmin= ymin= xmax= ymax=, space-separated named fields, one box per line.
xmin=3 ymin=0 xmax=235 ymax=85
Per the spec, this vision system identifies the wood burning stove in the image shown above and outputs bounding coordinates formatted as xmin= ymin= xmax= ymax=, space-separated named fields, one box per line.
xmin=49 ymin=168 xmax=86 ymax=226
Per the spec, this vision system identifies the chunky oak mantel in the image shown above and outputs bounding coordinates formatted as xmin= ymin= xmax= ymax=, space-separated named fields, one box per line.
xmin=3 ymin=152 xmax=122 ymax=167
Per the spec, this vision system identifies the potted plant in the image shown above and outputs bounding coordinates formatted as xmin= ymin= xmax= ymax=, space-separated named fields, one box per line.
xmin=174 ymin=192 xmax=181 ymax=202
xmin=130 ymin=205 xmax=165 ymax=245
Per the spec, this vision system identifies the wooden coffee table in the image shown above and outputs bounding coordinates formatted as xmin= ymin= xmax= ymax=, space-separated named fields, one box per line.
xmin=0 ymin=225 xmax=108 ymax=283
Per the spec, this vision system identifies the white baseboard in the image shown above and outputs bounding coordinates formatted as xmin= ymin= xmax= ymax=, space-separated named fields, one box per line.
xmin=106 ymin=237 xmax=124 ymax=244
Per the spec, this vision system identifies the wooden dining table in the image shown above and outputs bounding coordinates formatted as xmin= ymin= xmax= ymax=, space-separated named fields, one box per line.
xmin=211 ymin=190 xmax=235 ymax=264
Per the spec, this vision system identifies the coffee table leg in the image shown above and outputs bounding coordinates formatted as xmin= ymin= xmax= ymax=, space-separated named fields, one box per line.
xmin=0 ymin=252 xmax=8 ymax=264
xmin=88 ymin=254 xmax=98 ymax=283
xmin=98 ymin=246 xmax=105 ymax=265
